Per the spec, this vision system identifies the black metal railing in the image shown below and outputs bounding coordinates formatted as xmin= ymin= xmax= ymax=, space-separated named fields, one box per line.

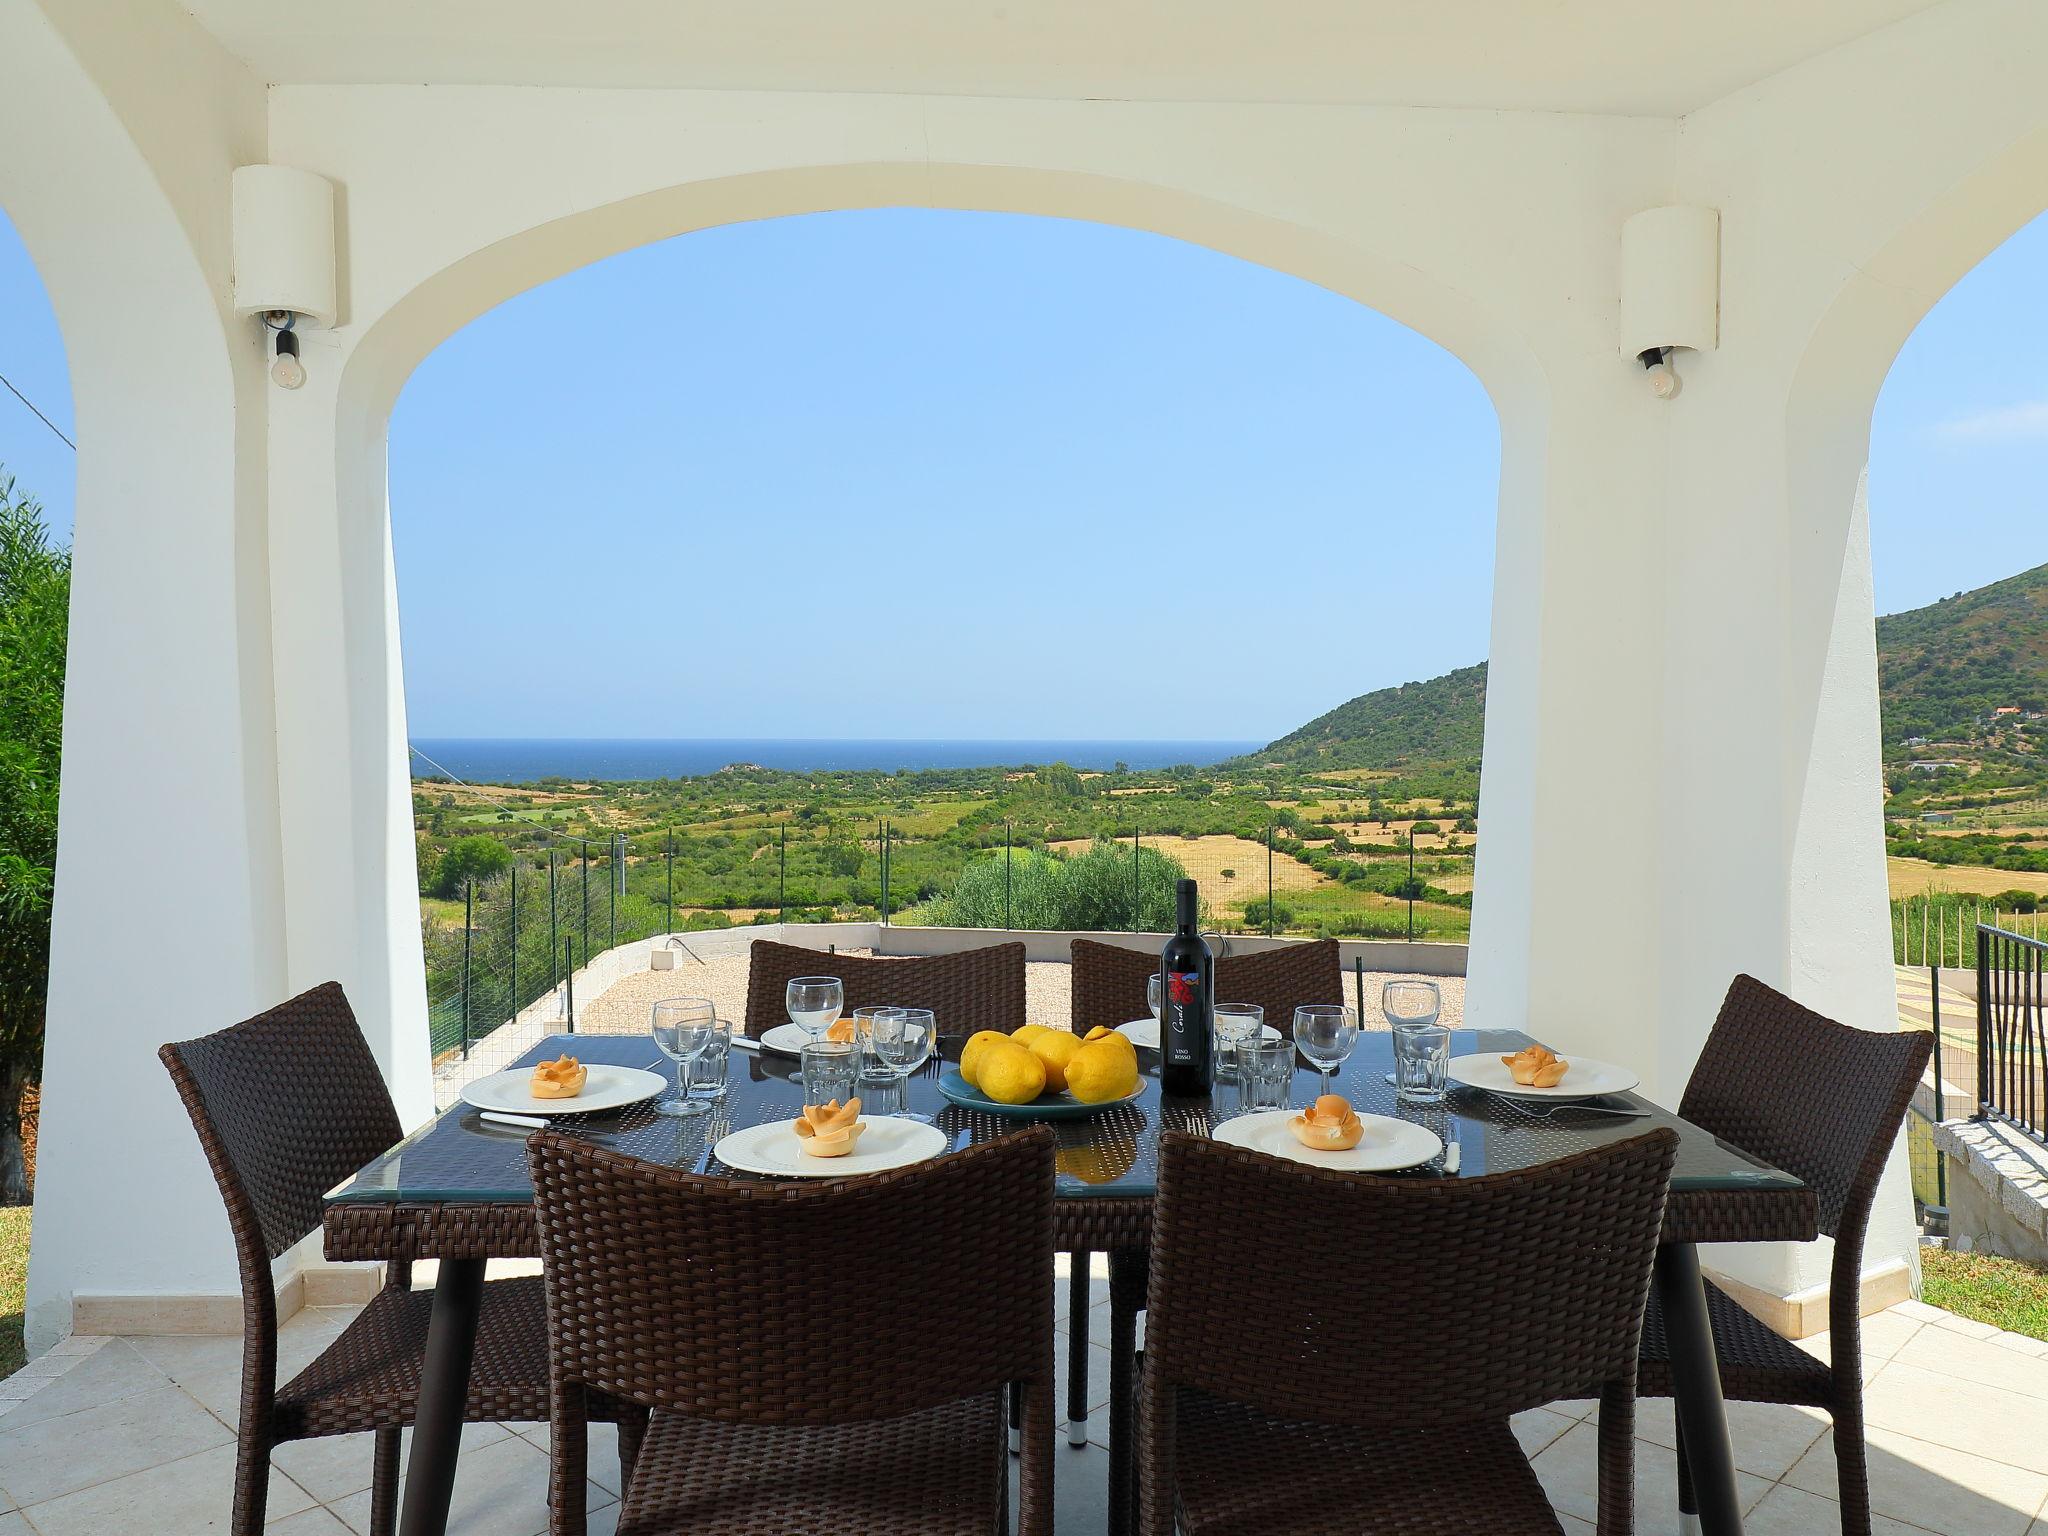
xmin=1977 ymin=922 xmax=2048 ymax=1141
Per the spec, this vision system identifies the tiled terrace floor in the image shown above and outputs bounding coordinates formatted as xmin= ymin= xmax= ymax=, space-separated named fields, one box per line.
xmin=0 ymin=1266 xmax=2041 ymax=1534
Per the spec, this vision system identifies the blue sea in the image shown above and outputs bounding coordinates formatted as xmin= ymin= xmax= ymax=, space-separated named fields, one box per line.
xmin=409 ymin=738 xmax=1265 ymax=784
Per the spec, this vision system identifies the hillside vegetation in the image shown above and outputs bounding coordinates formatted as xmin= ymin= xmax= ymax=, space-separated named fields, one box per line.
xmin=1877 ymin=563 xmax=2048 ymax=744
xmin=1231 ymin=662 xmax=1487 ymax=772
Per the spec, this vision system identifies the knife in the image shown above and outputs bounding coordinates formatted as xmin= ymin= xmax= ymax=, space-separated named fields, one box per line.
xmin=480 ymin=1110 xmax=549 ymax=1130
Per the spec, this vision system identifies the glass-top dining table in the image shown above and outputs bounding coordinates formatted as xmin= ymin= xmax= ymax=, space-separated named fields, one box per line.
xmin=325 ymin=1028 xmax=1816 ymax=1536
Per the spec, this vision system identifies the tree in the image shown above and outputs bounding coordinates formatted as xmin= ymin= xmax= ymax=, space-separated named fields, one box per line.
xmin=434 ymin=835 xmax=511 ymax=897
xmin=0 ymin=473 xmax=68 ymax=1203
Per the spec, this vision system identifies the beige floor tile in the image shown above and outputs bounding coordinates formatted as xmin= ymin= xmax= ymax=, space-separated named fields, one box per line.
xmin=1511 ymin=1407 xmax=1577 ymax=1459
xmin=1864 ymin=1361 xmax=2048 ymax=1474
xmin=0 ymin=1383 xmax=232 ymax=1507
xmin=328 ymin=1432 xmax=612 ymax=1536
xmin=270 ymin=1421 xmax=509 ymax=1506
xmin=1530 ymin=1421 xmax=1769 ymax=1528
xmin=265 ymin=1508 xmax=356 ymax=1534
xmin=1786 ymin=1423 xmax=2048 ymax=1536
xmin=0 ymin=1515 xmax=31 ymax=1536
xmin=0 ymin=1339 xmax=173 ymax=1431
xmin=20 ymin=1439 xmax=315 ymax=1536
xmin=1554 ymin=1516 xmax=1595 ymax=1535
xmin=1627 ymin=1394 xmax=1831 ymax=1481
xmin=1898 ymin=1326 xmax=2048 ymax=1403
xmin=509 ymin=1420 xmax=624 ymax=1497
xmin=1929 ymin=1311 xmax=2007 ymax=1341
xmin=1746 ymin=1481 xmax=1931 ymax=1536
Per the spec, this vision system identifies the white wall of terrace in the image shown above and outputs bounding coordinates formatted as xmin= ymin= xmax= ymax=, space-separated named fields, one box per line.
xmin=9 ymin=0 xmax=2048 ymax=1343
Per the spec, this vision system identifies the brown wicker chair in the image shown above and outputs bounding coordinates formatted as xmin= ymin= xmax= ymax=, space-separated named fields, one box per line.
xmin=528 ymin=1124 xmax=1058 ymax=1536
xmin=1068 ymin=936 xmax=1343 ymax=1039
xmin=160 ymin=982 xmax=636 ymax=1536
xmin=1064 ymin=936 xmax=1345 ymax=1444
xmin=741 ymin=938 xmax=1028 ymax=1039
xmin=1138 ymin=1128 xmax=1679 ymax=1536
xmin=1645 ymin=974 xmax=1932 ymax=1536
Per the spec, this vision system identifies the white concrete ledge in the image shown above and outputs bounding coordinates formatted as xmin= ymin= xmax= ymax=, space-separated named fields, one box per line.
xmin=1937 ymin=1117 xmax=2048 ymax=1264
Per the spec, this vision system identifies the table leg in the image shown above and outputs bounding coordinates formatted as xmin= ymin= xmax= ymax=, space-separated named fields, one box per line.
xmin=1655 ymin=1243 xmax=1740 ymax=1536
xmin=1106 ymin=1248 xmax=1144 ymax=1536
xmin=397 ymin=1257 xmax=486 ymax=1536
xmin=1068 ymin=1255 xmax=1092 ymax=1447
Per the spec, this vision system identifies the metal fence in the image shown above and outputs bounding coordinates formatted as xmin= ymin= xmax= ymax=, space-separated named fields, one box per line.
xmin=1977 ymin=922 xmax=2048 ymax=1143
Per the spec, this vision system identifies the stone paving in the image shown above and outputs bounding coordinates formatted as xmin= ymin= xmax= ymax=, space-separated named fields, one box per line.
xmin=0 ymin=1280 xmax=2041 ymax=1533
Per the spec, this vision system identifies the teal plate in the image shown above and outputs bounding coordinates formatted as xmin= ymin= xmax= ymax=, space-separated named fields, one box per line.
xmin=937 ymin=1069 xmax=1144 ymax=1119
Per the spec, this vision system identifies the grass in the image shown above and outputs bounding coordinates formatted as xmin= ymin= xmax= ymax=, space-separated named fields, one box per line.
xmin=0 ymin=1208 xmax=27 ymax=1375
xmin=1922 ymin=1246 xmax=2048 ymax=1341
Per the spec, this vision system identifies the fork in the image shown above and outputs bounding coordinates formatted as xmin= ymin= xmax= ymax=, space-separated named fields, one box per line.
xmin=1493 ymin=1096 xmax=1651 ymax=1122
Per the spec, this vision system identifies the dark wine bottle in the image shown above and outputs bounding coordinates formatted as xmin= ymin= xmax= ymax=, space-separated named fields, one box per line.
xmin=1159 ymin=878 xmax=1215 ymax=1095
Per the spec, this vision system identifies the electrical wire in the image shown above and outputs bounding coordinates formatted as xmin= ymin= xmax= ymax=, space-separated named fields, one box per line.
xmin=0 ymin=370 xmax=73 ymax=451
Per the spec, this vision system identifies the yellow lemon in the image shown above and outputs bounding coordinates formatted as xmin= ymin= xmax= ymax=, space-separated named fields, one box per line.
xmin=1028 ymin=1029 xmax=1083 ymax=1093
xmin=977 ymin=1039 xmax=1047 ymax=1105
xmin=1081 ymin=1026 xmax=1139 ymax=1068
xmin=1012 ymin=1023 xmax=1051 ymax=1048
xmin=1057 ymin=1134 xmax=1138 ymax=1184
xmin=1067 ymin=1034 xmax=1139 ymax=1104
xmin=960 ymin=1030 xmax=1013 ymax=1090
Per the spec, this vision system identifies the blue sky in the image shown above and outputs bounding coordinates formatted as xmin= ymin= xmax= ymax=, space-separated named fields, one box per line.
xmin=1 ymin=204 xmax=2043 ymax=740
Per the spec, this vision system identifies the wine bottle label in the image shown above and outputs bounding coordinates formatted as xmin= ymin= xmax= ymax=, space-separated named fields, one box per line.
xmin=1164 ymin=970 xmax=1205 ymax=1065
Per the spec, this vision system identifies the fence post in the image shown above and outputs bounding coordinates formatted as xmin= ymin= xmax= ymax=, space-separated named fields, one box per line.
xmin=666 ymin=827 xmax=674 ymax=937
xmin=510 ymin=859 xmax=519 ymax=1020
xmin=1931 ymin=958 xmax=1948 ymax=1211
xmin=1977 ymin=923 xmax=1990 ymax=1120
xmin=581 ymin=840 xmax=590 ymax=967
xmin=779 ymin=824 xmax=787 ymax=922
xmin=1406 ymin=827 xmax=1417 ymax=942
xmin=565 ymin=936 xmax=577 ymax=1032
xmin=1132 ymin=826 xmax=1140 ymax=931
xmin=1005 ymin=819 xmax=1013 ymax=931
xmin=461 ymin=877 xmax=474 ymax=1057
xmin=1267 ymin=823 xmax=1275 ymax=938
xmin=882 ymin=818 xmax=891 ymax=926
xmin=548 ymin=847 xmax=558 ymax=991
xmin=608 ymin=832 xmax=617 ymax=952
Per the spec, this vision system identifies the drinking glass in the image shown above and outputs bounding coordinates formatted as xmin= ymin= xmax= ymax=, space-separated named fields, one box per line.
xmin=800 ymin=1039 xmax=859 ymax=1110
xmin=1382 ymin=979 xmax=1442 ymax=1030
xmin=1213 ymin=1002 xmax=1264 ymax=1076
xmin=1237 ymin=1037 xmax=1293 ymax=1114
xmin=868 ymin=1007 xmax=936 ymax=1119
xmin=689 ymin=1016 xmax=733 ymax=1101
xmin=786 ymin=975 xmax=843 ymax=1083
xmin=650 ymin=997 xmax=719 ymax=1117
xmin=1391 ymin=1022 xmax=1452 ymax=1106
xmin=1293 ymin=1004 xmax=1359 ymax=1097
xmin=1146 ymin=973 xmax=1163 ymax=1022
xmin=851 ymin=1005 xmax=889 ymax=1081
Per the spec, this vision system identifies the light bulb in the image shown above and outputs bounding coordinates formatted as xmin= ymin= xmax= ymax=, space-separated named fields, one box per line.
xmin=1646 ymin=360 xmax=1680 ymax=399
xmin=270 ymin=327 xmax=306 ymax=390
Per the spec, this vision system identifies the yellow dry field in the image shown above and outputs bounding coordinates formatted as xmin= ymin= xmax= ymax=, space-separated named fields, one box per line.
xmin=1048 ymin=834 xmax=1329 ymax=898
xmin=1887 ymin=857 xmax=2048 ymax=900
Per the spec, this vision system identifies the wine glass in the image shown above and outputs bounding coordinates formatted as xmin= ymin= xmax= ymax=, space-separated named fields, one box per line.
xmin=1293 ymin=1004 xmax=1359 ymax=1099
xmin=786 ymin=975 xmax=843 ymax=1082
xmin=1382 ymin=980 xmax=1442 ymax=1030
xmin=650 ymin=997 xmax=719 ymax=1118
xmin=1147 ymin=973 xmax=1163 ymax=1022
xmin=869 ymin=1007 xmax=936 ymax=1119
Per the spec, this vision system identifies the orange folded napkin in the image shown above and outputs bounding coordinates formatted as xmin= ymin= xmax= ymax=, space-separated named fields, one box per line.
xmin=530 ymin=1055 xmax=587 ymax=1099
xmin=793 ymin=1098 xmax=865 ymax=1158
xmin=1289 ymin=1094 xmax=1364 ymax=1150
xmin=1501 ymin=1044 xmax=1569 ymax=1087
xmin=825 ymin=1018 xmax=858 ymax=1043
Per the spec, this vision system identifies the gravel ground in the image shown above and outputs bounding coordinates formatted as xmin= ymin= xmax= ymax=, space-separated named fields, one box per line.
xmin=574 ymin=947 xmax=1465 ymax=1035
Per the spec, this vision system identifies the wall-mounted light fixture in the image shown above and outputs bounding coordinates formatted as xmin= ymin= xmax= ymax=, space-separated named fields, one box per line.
xmin=232 ymin=164 xmax=336 ymax=390
xmin=1620 ymin=205 xmax=1719 ymax=401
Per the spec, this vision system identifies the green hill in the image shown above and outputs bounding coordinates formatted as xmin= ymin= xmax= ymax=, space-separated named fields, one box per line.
xmin=1234 ymin=662 xmax=1487 ymax=771
xmin=1231 ymin=562 xmax=2048 ymax=775
xmin=1876 ymin=563 xmax=2048 ymax=746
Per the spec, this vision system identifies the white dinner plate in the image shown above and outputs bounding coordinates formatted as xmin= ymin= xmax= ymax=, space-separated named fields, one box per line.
xmin=1446 ymin=1052 xmax=1640 ymax=1101
xmin=1117 ymin=1018 xmax=1283 ymax=1051
xmin=713 ymin=1117 xmax=949 ymax=1178
xmin=1213 ymin=1109 xmax=1442 ymax=1173
xmin=461 ymin=1064 xmax=668 ymax=1117
xmin=759 ymin=1023 xmax=815 ymax=1056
